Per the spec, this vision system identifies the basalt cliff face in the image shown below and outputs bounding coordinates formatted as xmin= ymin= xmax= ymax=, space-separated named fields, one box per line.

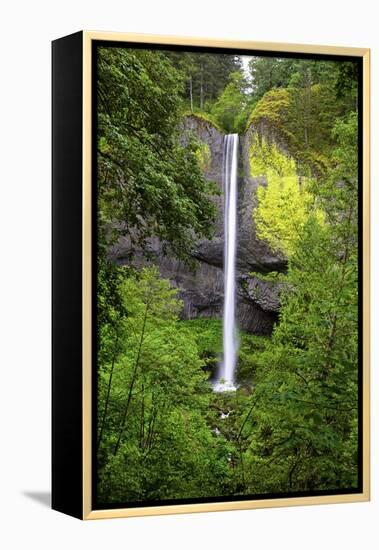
xmin=109 ymin=115 xmax=286 ymax=335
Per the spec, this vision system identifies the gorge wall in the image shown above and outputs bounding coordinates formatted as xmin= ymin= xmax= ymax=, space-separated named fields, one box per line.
xmin=109 ymin=114 xmax=286 ymax=335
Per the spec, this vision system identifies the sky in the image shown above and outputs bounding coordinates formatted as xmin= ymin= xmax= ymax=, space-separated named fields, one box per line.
xmin=241 ymin=55 xmax=253 ymax=79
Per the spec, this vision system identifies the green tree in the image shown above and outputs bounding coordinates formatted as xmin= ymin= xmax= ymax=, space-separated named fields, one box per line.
xmin=253 ymin=135 xmax=324 ymax=256
xmin=210 ymin=71 xmax=249 ymax=132
xmin=238 ymin=113 xmax=359 ymax=494
xmin=249 ymin=56 xmax=297 ymax=100
xmin=97 ymin=47 xmax=216 ymax=262
xmin=97 ymin=268 xmax=233 ymax=503
xmin=166 ymin=51 xmax=242 ymax=111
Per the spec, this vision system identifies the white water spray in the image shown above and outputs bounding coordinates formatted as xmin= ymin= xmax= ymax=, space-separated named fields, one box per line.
xmin=214 ymin=134 xmax=239 ymax=392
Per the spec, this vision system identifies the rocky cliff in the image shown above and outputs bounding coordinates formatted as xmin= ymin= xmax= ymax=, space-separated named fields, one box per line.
xmin=109 ymin=114 xmax=286 ymax=335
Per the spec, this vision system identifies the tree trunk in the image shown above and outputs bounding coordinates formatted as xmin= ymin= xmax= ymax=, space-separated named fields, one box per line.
xmin=139 ymin=383 xmax=145 ymax=450
xmin=200 ymin=64 xmax=204 ymax=110
xmin=113 ymin=302 xmax=150 ymax=456
xmin=189 ymin=76 xmax=193 ymax=112
xmin=97 ymin=333 xmax=119 ymax=450
xmin=304 ymin=126 xmax=308 ymax=146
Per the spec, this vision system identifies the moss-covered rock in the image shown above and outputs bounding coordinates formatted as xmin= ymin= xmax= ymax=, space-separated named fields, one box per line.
xmin=195 ymin=141 xmax=212 ymax=172
xmin=182 ymin=110 xmax=224 ymax=133
xmin=246 ymin=88 xmax=290 ymax=129
xmin=244 ymin=91 xmax=325 ymax=257
xmin=245 ymin=88 xmax=330 ymax=177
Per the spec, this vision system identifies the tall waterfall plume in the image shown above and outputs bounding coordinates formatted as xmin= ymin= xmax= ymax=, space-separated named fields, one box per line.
xmin=214 ymin=133 xmax=239 ymax=392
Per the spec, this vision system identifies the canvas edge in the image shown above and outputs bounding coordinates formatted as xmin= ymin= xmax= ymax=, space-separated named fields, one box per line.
xmin=51 ymin=30 xmax=84 ymax=520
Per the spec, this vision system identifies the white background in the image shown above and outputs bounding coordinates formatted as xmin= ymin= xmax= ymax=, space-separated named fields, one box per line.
xmin=0 ymin=0 xmax=377 ymax=548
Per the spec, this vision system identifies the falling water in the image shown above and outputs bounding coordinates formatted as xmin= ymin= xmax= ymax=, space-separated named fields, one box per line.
xmin=214 ymin=134 xmax=239 ymax=392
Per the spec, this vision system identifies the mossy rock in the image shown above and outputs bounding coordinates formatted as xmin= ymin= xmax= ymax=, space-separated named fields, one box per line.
xmin=182 ymin=110 xmax=224 ymax=133
xmin=245 ymin=88 xmax=330 ymax=177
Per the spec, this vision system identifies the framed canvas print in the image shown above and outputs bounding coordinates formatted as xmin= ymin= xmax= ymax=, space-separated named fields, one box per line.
xmin=52 ymin=31 xmax=370 ymax=520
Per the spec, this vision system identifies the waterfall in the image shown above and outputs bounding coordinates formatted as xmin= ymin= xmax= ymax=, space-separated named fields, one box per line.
xmin=214 ymin=134 xmax=239 ymax=392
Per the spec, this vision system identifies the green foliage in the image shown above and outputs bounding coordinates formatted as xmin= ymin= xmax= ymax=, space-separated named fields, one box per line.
xmin=286 ymin=83 xmax=341 ymax=157
xmin=236 ymin=332 xmax=269 ymax=385
xmin=97 ymin=269 xmax=235 ymax=503
xmin=249 ymin=133 xmax=297 ymax=177
xmin=248 ymin=57 xmax=358 ymax=108
xmin=245 ymin=57 xmax=357 ymax=175
xmin=251 ymin=134 xmax=324 ymax=256
xmin=235 ymin=113 xmax=360 ymax=493
xmin=97 ymin=47 xmax=217 ymax=261
xmin=246 ymin=87 xmax=329 ymax=175
xmin=247 ymin=88 xmax=290 ymax=128
xmin=165 ymin=51 xmax=242 ymax=111
xmin=335 ymin=62 xmax=359 ymax=109
xmin=210 ymin=71 xmax=250 ymax=133
xmin=194 ymin=141 xmax=212 ymax=172
xmin=248 ymin=57 xmax=296 ymax=101
xmin=179 ymin=319 xmax=269 ymax=386
xmin=96 ymin=48 xmax=360 ymax=505
xmin=240 ymin=214 xmax=359 ymax=491
xmin=180 ymin=319 xmax=222 ymax=374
